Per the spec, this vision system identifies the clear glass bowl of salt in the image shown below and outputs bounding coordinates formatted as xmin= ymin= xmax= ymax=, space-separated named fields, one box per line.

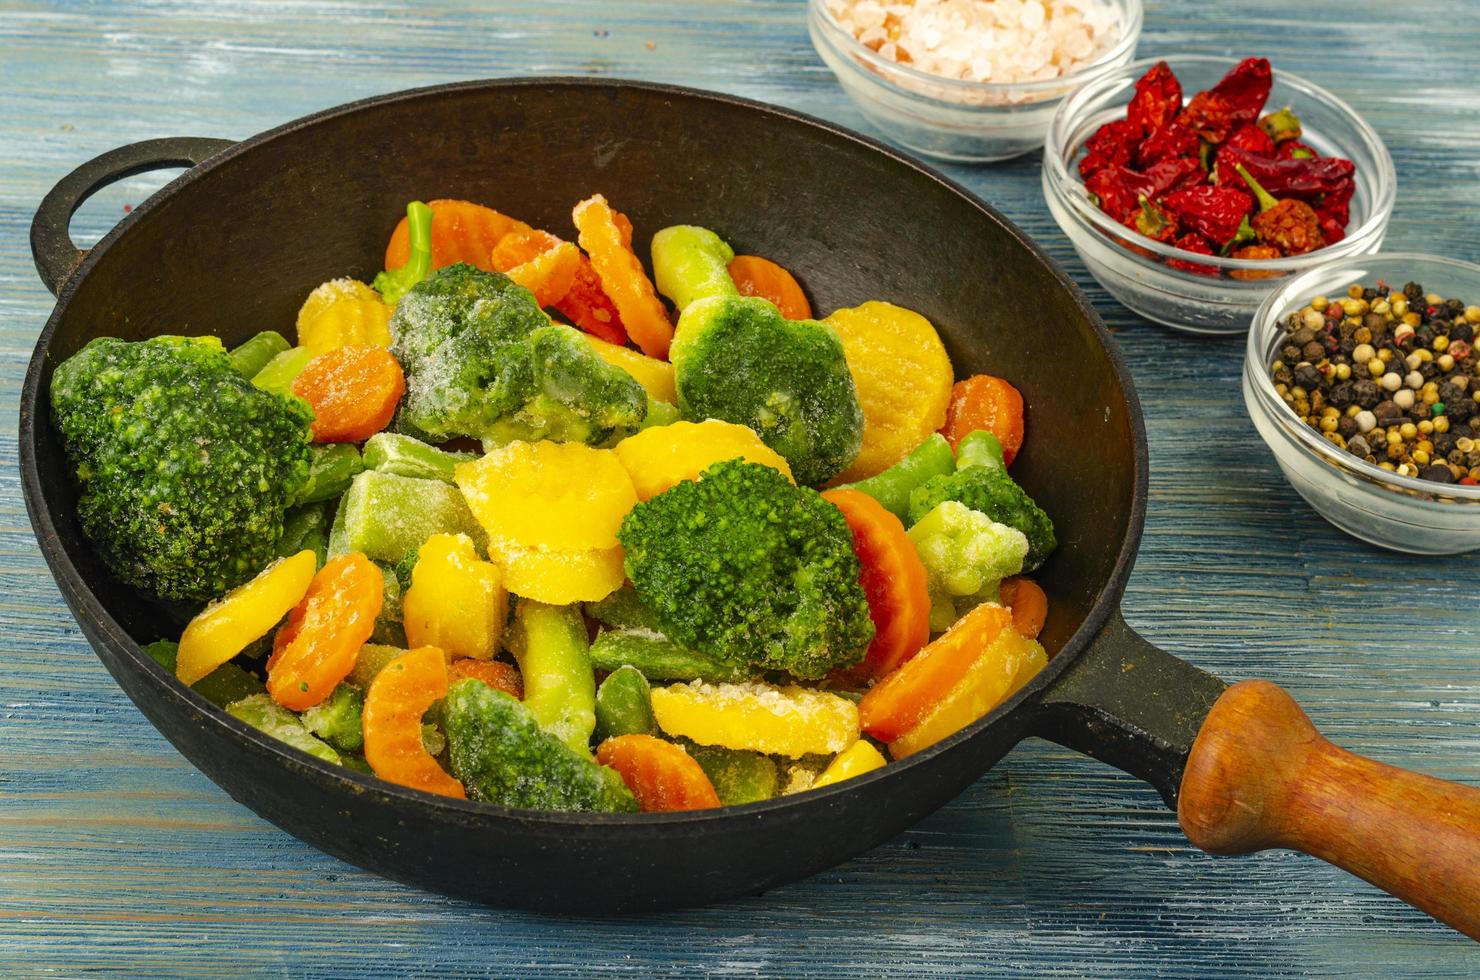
xmin=808 ymin=0 xmax=1143 ymax=163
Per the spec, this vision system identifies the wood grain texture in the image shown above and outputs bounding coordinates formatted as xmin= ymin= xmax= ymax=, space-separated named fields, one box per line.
xmin=1 ymin=0 xmax=1478 ymax=976
xmin=1179 ymin=680 xmax=1480 ymax=940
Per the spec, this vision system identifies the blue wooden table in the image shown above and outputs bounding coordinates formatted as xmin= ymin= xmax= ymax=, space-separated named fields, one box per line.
xmin=2 ymin=1 xmax=1477 ymax=975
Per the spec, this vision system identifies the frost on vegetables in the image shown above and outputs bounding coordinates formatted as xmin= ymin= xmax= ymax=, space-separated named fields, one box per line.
xmin=49 ymin=189 xmax=1060 ymax=812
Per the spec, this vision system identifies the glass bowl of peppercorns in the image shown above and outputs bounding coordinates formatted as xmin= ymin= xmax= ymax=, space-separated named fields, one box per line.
xmin=1044 ymin=55 xmax=1395 ymax=335
xmin=1244 ymin=253 xmax=1480 ymax=554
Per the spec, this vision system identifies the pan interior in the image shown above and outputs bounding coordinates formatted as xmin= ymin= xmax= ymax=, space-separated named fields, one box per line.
xmin=28 ymin=80 xmax=1140 ymax=721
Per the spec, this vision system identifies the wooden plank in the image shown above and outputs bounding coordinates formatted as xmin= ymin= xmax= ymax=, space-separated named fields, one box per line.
xmin=1 ymin=0 xmax=1477 ymax=975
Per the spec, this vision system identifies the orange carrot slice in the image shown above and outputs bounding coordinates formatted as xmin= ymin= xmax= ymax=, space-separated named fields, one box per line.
xmin=385 ymin=199 xmax=533 ymax=272
xmin=595 ymin=734 xmax=721 ymax=812
xmin=821 ymin=488 xmax=931 ymax=681
xmin=448 ymin=658 xmax=524 ymax=700
xmin=490 ymin=230 xmax=583 ymax=308
xmin=267 ymin=554 xmax=383 ymax=711
xmin=573 ymin=194 xmax=672 ymax=358
xmin=727 ymin=255 xmax=812 ymax=320
xmin=291 ymin=345 xmax=405 ymax=443
xmin=555 ymin=256 xmax=629 ymax=345
xmin=363 ymin=646 xmax=465 ymax=798
xmin=858 ymin=602 xmax=1012 ymax=741
xmin=940 ymin=375 xmax=1025 ymax=464
xmin=998 ymin=577 xmax=1048 ymax=640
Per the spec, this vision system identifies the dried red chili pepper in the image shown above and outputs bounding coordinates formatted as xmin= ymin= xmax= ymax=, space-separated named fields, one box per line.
xmin=1126 ymin=61 xmax=1183 ymax=133
xmin=1161 ymin=184 xmax=1253 ymax=246
xmin=1084 ymin=167 xmax=1141 ymax=223
xmin=1134 ymin=196 xmax=1180 ymax=242
xmin=1209 ymin=57 xmax=1273 ymax=128
xmin=1237 ymin=163 xmax=1326 ymax=256
xmin=1079 ymin=119 xmax=1141 ymax=178
xmin=1229 ymin=243 xmax=1284 ymax=281
xmin=1175 ymin=90 xmax=1235 ymax=144
xmin=1222 ymin=146 xmax=1355 ymax=201
xmin=1318 ymin=213 xmax=1347 ymax=245
xmin=1167 ymin=232 xmax=1219 ymax=277
xmin=1143 ymin=156 xmax=1207 ymax=196
xmin=1214 ymin=125 xmax=1276 ymax=182
xmin=1136 ymin=122 xmax=1200 ymax=167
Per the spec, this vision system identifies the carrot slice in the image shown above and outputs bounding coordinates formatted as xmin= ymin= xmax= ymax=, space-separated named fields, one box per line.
xmin=385 ymin=199 xmax=534 ymax=272
xmin=448 ymin=657 xmax=524 ymax=700
xmin=490 ymin=230 xmax=583 ymax=308
xmin=595 ymin=734 xmax=721 ymax=812
xmin=727 ymin=255 xmax=812 ymax=320
xmin=857 ymin=602 xmax=1012 ymax=741
xmin=363 ymin=646 xmax=465 ymax=798
xmin=267 ymin=554 xmax=383 ymax=711
xmin=821 ymin=488 xmax=931 ymax=681
xmin=940 ymin=375 xmax=1025 ymax=464
xmin=998 ymin=577 xmax=1048 ymax=640
xmin=290 ymin=345 xmax=405 ymax=443
xmin=573 ymin=194 xmax=673 ymax=358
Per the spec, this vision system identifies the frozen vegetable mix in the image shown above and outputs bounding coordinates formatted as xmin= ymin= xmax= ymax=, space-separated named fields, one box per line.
xmin=51 ymin=188 xmax=1058 ymax=816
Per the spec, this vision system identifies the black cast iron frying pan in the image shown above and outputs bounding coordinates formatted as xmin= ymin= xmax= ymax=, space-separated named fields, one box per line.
xmin=19 ymin=79 xmax=1480 ymax=936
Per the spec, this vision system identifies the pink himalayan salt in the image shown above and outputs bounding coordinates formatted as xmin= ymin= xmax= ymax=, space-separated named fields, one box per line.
xmin=825 ymin=0 xmax=1120 ymax=90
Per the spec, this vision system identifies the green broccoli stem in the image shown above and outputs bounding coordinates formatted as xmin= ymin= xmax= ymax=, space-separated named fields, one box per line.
xmin=954 ymin=430 xmax=1005 ymax=471
xmin=593 ymin=665 xmax=658 ymax=742
xmin=295 ymin=443 xmax=365 ymax=505
xmin=228 ymin=331 xmax=291 ymax=378
xmin=588 ymin=628 xmax=754 ymax=683
xmin=506 ymin=601 xmax=598 ymax=756
xmin=301 ymin=682 xmax=365 ymax=753
xmin=226 ymin=694 xmax=342 ymax=765
xmin=251 ymin=346 xmax=317 ymax=396
xmin=275 ymin=502 xmax=330 ymax=567
xmin=840 ymin=432 xmax=954 ymax=520
xmin=361 ymin=432 xmax=473 ymax=484
xmin=640 ymin=399 xmax=682 ymax=430
xmin=373 ymin=200 xmax=434 ymax=305
xmin=650 ymin=225 xmax=738 ymax=312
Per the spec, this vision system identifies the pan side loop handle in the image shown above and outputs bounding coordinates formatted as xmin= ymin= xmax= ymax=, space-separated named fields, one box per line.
xmin=30 ymin=137 xmax=235 ymax=296
xmin=1180 ymin=680 xmax=1480 ymax=941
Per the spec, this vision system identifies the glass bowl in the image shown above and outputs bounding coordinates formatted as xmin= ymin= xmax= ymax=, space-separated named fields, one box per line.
xmin=1044 ymin=55 xmax=1396 ymax=335
xmin=1244 ymin=253 xmax=1480 ymax=555
xmin=808 ymin=0 xmax=1142 ymax=163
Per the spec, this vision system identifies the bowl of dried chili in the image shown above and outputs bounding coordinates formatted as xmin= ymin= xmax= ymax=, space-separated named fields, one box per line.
xmin=1043 ymin=55 xmax=1395 ymax=335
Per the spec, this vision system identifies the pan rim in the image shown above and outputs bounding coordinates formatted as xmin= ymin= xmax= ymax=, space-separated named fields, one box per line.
xmin=19 ymin=75 xmax=1149 ymax=830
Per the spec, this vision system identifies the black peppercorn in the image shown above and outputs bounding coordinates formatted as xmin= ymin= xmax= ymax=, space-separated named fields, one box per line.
xmin=1294 ymin=364 xmax=1323 ymax=389
xmin=1421 ymin=464 xmax=1454 ymax=483
xmin=1452 ymin=322 xmax=1474 ymax=342
xmin=1291 ymin=327 xmax=1316 ymax=347
xmin=1353 ymin=379 xmax=1380 ymax=408
xmin=1337 ymin=415 xmax=1358 ymax=438
xmin=1404 ymin=282 xmax=1425 ymax=302
xmin=1328 ymin=381 xmax=1355 ymax=407
xmin=1273 ymin=366 xmax=1294 ymax=386
xmin=1434 ymin=432 xmax=1457 ymax=456
xmin=1282 ymin=344 xmax=1302 ymax=363
xmin=1302 ymin=341 xmax=1325 ymax=362
xmin=1347 ymin=435 xmax=1371 ymax=457
xmin=1448 ymin=397 xmax=1476 ymax=422
xmin=1419 ymin=361 xmax=1441 ymax=381
xmin=1374 ymin=399 xmax=1403 ymax=423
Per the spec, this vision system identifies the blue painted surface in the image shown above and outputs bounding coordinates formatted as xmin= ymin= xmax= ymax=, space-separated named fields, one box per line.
xmin=1 ymin=1 xmax=1478 ymax=975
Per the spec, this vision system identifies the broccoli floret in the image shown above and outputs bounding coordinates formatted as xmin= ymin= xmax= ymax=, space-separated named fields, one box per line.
xmin=670 ymin=296 xmax=863 ymax=486
xmin=50 ymin=335 xmax=314 ymax=603
xmin=618 ymin=460 xmax=874 ymax=679
xmin=390 ymin=265 xmax=646 ymax=446
xmin=480 ymin=323 xmax=647 ymax=447
xmin=906 ymin=432 xmax=1056 ymax=571
xmin=443 ymin=678 xmax=638 ymax=812
xmin=907 ymin=500 xmax=1028 ymax=630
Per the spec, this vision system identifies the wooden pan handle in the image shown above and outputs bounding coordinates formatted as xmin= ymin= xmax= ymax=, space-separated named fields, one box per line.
xmin=1179 ymin=679 xmax=1480 ymax=940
